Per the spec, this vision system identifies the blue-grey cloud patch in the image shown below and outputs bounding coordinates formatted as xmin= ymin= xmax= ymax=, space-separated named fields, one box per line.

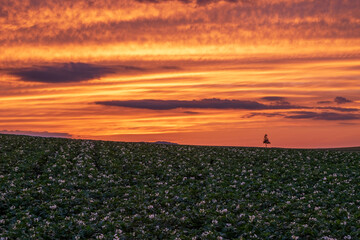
xmin=334 ymin=96 xmax=352 ymax=104
xmin=0 ymin=130 xmax=72 ymax=138
xmin=96 ymin=98 xmax=303 ymax=110
xmin=11 ymin=62 xmax=115 ymax=83
xmin=285 ymin=112 xmax=359 ymax=121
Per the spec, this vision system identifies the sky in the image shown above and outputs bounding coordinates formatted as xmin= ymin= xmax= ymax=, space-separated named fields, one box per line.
xmin=1 ymin=0 xmax=360 ymax=148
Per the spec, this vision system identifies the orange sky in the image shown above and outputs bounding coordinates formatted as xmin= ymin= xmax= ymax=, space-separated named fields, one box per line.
xmin=1 ymin=0 xmax=360 ymax=147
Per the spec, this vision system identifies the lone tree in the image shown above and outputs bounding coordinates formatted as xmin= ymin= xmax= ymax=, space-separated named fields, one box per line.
xmin=263 ymin=134 xmax=271 ymax=147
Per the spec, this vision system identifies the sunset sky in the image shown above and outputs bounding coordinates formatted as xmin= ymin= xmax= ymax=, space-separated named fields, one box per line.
xmin=1 ymin=0 xmax=360 ymax=148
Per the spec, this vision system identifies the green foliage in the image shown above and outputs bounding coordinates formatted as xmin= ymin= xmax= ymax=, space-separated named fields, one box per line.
xmin=0 ymin=134 xmax=359 ymax=239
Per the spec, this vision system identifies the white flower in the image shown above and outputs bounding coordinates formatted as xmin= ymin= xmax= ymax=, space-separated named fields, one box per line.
xmin=219 ymin=209 xmax=228 ymax=214
xmin=96 ymin=234 xmax=104 ymax=239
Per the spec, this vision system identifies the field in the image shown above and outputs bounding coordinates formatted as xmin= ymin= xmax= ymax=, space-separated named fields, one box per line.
xmin=1 ymin=134 xmax=360 ymax=239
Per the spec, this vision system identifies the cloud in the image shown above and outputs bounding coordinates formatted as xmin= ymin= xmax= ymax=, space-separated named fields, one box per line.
xmin=316 ymin=107 xmax=359 ymax=112
xmin=96 ymin=98 xmax=302 ymax=110
xmin=11 ymin=62 xmax=115 ymax=83
xmin=161 ymin=65 xmax=182 ymax=70
xmin=183 ymin=111 xmax=200 ymax=114
xmin=261 ymin=96 xmax=290 ymax=105
xmin=334 ymin=96 xmax=352 ymax=104
xmin=247 ymin=108 xmax=360 ymax=120
xmin=0 ymin=130 xmax=72 ymax=138
xmin=116 ymin=65 xmax=146 ymax=71
xmin=152 ymin=141 xmax=179 ymax=145
xmin=134 ymin=0 xmax=247 ymax=5
xmin=261 ymin=96 xmax=286 ymax=101
xmin=244 ymin=112 xmax=285 ymax=118
xmin=317 ymin=101 xmax=333 ymax=104
xmin=285 ymin=112 xmax=359 ymax=121
xmin=2 ymin=0 xmax=360 ymax=47
xmin=195 ymin=0 xmax=248 ymax=5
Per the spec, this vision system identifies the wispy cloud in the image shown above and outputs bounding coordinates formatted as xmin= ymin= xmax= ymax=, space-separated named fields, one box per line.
xmin=247 ymin=111 xmax=360 ymax=121
xmin=285 ymin=111 xmax=359 ymax=121
xmin=2 ymin=0 xmax=360 ymax=48
xmin=316 ymin=107 xmax=359 ymax=112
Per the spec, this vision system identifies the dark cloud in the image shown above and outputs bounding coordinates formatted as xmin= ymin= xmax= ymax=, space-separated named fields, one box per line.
xmin=11 ymin=62 xmax=115 ymax=83
xmin=0 ymin=130 xmax=72 ymax=138
xmin=285 ymin=112 xmax=359 ymax=121
xmin=152 ymin=141 xmax=179 ymax=145
xmin=134 ymin=0 xmax=247 ymax=5
xmin=196 ymin=0 xmax=245 ymax=5
xmin=247 ymin=109 xmax=360 ymax=121
xmin=261 ymin=96 xmax=286 ymax=101
xmin=135 ymin=0 xmax=162 ymax=3
xmin=317 ymin=101 xmax=332 ymax=104
xmin=334 ymin=96 xmax=352 ymax=104
xmin=161 ymin=66 xmax=182 ymax=70
xmin=261 ymin=96 xmax=290 ymax=105
xmin=244 ymin=112 xmax=284 ymax=118
xmin=96 ymin=98 xmax=302 ymax=110
xmin=117 ymin=65 xmax=146 ymax=71
xmin=183 ymin=111 xmax=200 ymax=114
xmin=317 ymin=107 xmax=359 ymax=112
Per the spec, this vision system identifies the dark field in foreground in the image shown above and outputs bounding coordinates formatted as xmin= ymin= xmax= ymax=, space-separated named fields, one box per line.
xmin=0 ymin=134 xmax=360 ymax=239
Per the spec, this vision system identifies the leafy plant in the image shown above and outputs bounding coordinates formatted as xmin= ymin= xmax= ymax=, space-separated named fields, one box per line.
xmin=0 ymin=134 xmax=359 ymax=239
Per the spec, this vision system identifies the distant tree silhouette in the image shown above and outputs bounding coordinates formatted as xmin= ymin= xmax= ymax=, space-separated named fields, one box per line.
xmin=263 ymin=134 xmax=271 ymax=147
